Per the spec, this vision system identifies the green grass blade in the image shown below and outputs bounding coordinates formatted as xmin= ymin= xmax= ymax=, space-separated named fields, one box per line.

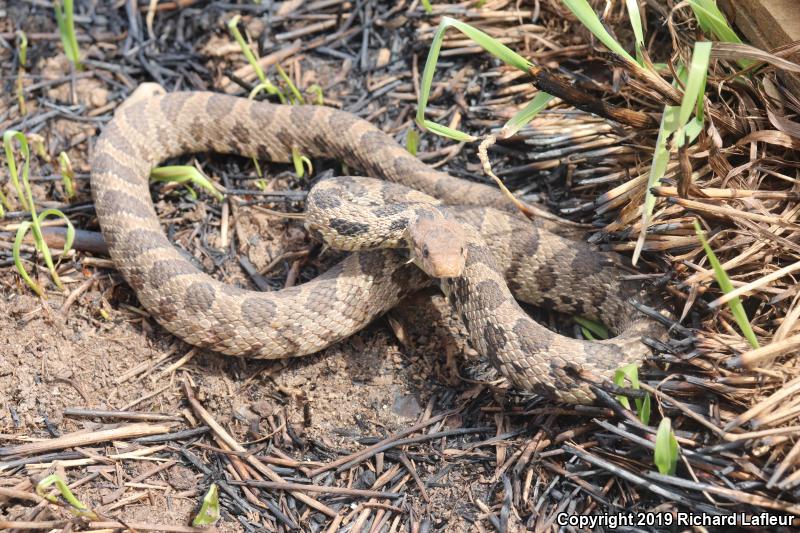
xmin=38 ymin=209 xmax=75 ymax=258
xmin=151 ymin=166 xmax=224 ymax=201
xmin=560 ymin=0 xmax=637 ymax=64
xmin=227 ymin=15 xmax=265 ymax=83
xmin=687 ymin=0 xmax=742 ymax=44
xmin=13 ymin=221 xmax=43 ymax=297
xmin=500 ymin=92 xmax=554 ymax=137
xmin=677 ymin=42 xmax=711 ymax=128
xmin=654 ymin=418 xmax=679 ymax=475
xmin=624 ymin=0 xmax=645 ymax=63
xmin=640 ymin=394 xmax=651 ymax=425
xmin=17 ymin=31 xmax=28 ymax=66
xmin=694 ymin=220 xmax=759 ymax=348
xmin=5 ymin=129 xmax=72 ymax=293
xmin=406 ymin=128 xmax=420 ymax=155
xmin=58 ymin=151 xmax=75 ymax=199
xmin=291 ymin=147 xmax=312 ymax=178
xmin=3 ymin=129 xmax=31 ymax=212
xmin=417 ymin=17 xmax=531 ymax=141
xmin=276 ymin=64 xmax=305 ymax=104
xmin=575 ymin=316 xmax=609 ymax=340
xmin=632 ymin=106 xmax=679 ymax=264
xmin=54 ymin=0 xmax=81 ymax=70
xmin=613 ymin=363 xmax=649 ymax=422
xmin=634 ymin=41 xmax=710 ymax=263
xmin=613 ymin=363 xmax=639 ymax=410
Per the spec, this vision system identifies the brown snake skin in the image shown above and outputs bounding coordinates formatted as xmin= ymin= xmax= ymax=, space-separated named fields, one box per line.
xmin=91 ymin=85 xmax=666 ymax=404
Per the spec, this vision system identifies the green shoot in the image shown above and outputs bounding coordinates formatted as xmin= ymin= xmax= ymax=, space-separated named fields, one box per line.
xmin=4 ymin=130 xmax=74 ymax=296
xmin=36 ymin=474 xmax=97 ymax=519
xmin=276 ymin=64 xmax=305 ymax=104
xmin=16 ymin=31 xmax=28 ymax=115
xmin=406 ymin=128 xmax=420 ymax=156
xmin=192 ymin=483 xmax=220 ymax=526
xmin=560 ymin=0 xmax=637 ymax=65
xmin=558 ymin=1 xmax=678 ymax=99
xmin=418 ymin=17 xmax=536 ymax=142
xmin=14 ymin=207 xmax=76 ymax=297
xmin=54 ymin=0 xmax=81 ymax=70
xmin=58 ymin=152 xmax=75 ymax=199
xmin=632 ymin=41 xmax=710 ymax=264
xmin=306 ymin=84 xmax=324 ymax=105
xmin=624 ymin=0 xmax=645 ymax=63
xmin=17 ymin=31 xmax=27 ymax=66
xmin=499 ymin=92 xmax=554 ymax=138
xmin=694 ymin=220 xmax=759 ymax=349
xmin=291 ymin=147 xmax=313 ymax=178
xmin=613 ymin=363 xmax=651 ymax=424
xmin=227 ymin=15 xmax=284 ymax=103
xmin=151 ymin=166 xmax=224 ymax=201
xmin=687 ymin=0 xmax=742 ymax=44
xmin=421 ymin=0 xmax=432 ymax=14
xmin=575 ymin=316 xmax=609 ymax=341
xmin=654 ymin=418 xmax=679 ymax=475
xmin=3 ymin=130 xmax=31 ymax=211
xmin=13 ymin=221 xmax=40 ymax=295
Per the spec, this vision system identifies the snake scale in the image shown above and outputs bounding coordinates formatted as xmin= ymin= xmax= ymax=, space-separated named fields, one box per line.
xmin=91 ymin=85 xmax=666 ymax=404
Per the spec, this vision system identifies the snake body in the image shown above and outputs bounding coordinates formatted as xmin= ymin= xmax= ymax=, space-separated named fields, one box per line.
xmin=91 ymin=86 xmax=665 ymax=403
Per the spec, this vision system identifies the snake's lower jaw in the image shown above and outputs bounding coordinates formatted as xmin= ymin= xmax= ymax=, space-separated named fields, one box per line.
xmin=431 ymin=263 xmax=465 ymax=279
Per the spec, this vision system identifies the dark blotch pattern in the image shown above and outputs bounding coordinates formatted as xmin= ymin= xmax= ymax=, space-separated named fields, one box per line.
xmin=102 ymin=122 xmax=137 ymax=158
xmin=185 ymin=282 xmax=216 ymax=312
xmin=358 ymin=131 xmax=394 ymax=175
xmin=534 ymin=264 xmax=559 ymax=292
xmin=160 ymin=94 xmax=189 ymax=123
xmin=123 ymin=228 xmax=171 ymax=256
xmin=474 ymin=280 xmax=506 ymax=311
xmin=482 ymin=322 xmax=508 ymax=368
xmin=327 ymin=109 xmax=362 ymax=137
xmin=148 ymin=259 xmax=197 ymax=287
xmin=230 ymin=122 xmax=251 ymax=152
xmin=93 ymin=153 xmax=142 ymax=187
xmin=374 ymin=203 xmax=411 ymax=218
xmin=153 ymin=297 xmax=180 ymax=323
xmin=330 ymin=218 xmax=370 ymax=237
xmin=388 ymin=217 xmax=409 ymax=232
xmin=506 ymin=230 xmax=540 ymax=291
xmin=205 ymin=93 xmax=237 ymax=120
xmin=244 ymin=297 xmax=277 ymax=323
xmin=569 ymin=247 xmax=604 ymax=277
xmin=359 ymin=251 xmax=386 ymax=276
xmin=449 ymin=277 xmax=472 ymax=311
xmin=512 ymin=319 xmax=549 ymax=355
xmin=98 ymin=190 xmax=154 ymax=220
xmin=464 ymin=242 xmax=495 ymax=269
xmin=311 ymin=189 xmax=342 ymax=210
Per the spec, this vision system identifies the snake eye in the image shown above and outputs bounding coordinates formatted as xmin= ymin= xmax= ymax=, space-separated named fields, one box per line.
xmin=422 ymin=246 xmax=430 ymax=258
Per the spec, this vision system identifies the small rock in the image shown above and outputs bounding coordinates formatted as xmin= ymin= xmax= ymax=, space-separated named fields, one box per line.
xmin=392 ymin=393 xmax=421 ymax=419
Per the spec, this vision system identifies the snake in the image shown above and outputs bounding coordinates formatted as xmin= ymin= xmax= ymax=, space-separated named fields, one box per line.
xmin=90 ymin=84 xmax=666 ymax=404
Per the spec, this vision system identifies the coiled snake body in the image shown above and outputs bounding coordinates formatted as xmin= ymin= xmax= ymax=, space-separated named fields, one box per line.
xmin=91 ymin=85 xmax=665 ymax=404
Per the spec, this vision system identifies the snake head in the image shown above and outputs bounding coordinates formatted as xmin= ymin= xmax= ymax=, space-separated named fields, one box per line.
xmin=407 ymin=215 xmax=468 ymax=279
